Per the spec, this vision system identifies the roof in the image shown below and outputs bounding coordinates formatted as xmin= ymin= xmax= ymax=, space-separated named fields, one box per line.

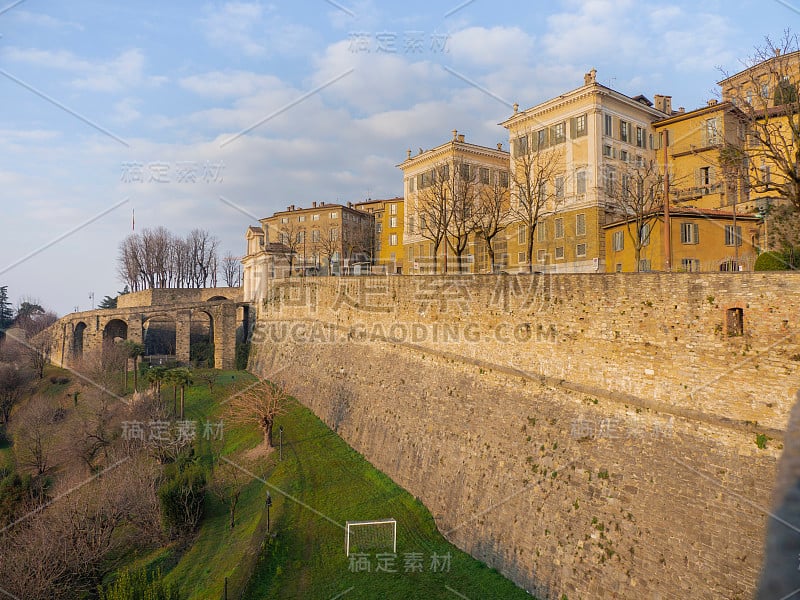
xmin=354 ymin=197 xmax=403 ymax=208
xmin=652 ymin=101 xmax=743 ymax=127
xmin=603 ymin=207 xmax=761 ymax=228
xmin=247 ymin=226 xmax=263 ymax=234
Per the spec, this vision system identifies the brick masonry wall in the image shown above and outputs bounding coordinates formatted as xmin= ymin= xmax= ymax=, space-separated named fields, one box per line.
xmin=249 ymin=273 xmax=800 ymax=598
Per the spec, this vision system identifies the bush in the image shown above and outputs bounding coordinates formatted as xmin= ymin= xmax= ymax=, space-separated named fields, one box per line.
xmin=190 ymin=341 xmax=214 ymax=368
xmin=49 ymin=376 xmax=70 ymax=385
xmin=755 ymin=251 xmax=792 ymax=271
xmin=158 ymin=462 xmax=207 ymax=539
xmin=99 ymin=567 xmax=180 ymax=600
xmin=236 ymin=342 xmax=251 ymax=371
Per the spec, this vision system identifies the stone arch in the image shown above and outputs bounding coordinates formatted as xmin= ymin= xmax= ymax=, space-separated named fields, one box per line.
xmin=190 ymin=309 xmax=215 ymax=367
xmin=72 ymin=321 xmax=87 ymax=357
xmin=143 ymin=313 xmax=177 ymax=358
xmin=207 ymin=295 xmax=229 ymax=302
xmin=103 ymin=319 xmax=128 ymax=343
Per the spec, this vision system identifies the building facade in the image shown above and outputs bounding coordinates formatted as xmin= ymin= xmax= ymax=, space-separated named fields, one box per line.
xmin=354 ymin=197 xmax=405 ymax=274
xmin=500 ymin=69 xmax=671 ymax=273
xmin=398 ymin=130 xmax=510 ymax=273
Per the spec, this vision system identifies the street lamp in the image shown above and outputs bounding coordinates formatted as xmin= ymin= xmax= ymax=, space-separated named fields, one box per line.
xmin=279 ymin=425 xmax=284 ymax=461
xmin=265 ymin=491 xmax=272 ymax=533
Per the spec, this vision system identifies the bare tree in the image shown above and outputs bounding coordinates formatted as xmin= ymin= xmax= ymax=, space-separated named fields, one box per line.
xmin=342 ymin=213 xmax=375 ymax=266
xmin=210 ymin=459 xmax=246 ymax=530
xmin=275 ymin=222 xmax=306 ymax=276
xmin=509 ymin=135 xmax=565 ymax=271
xmin=474 ymin=172 xmax=512 ymax=272
xmin=222 ymin=253 xmax=241 ymax=287
xmin=605 ymin=159 xmax=665 ymax=271
xmin=445 ymin=160 xmax=481 ymax=273
xmin=14 ymin=399 xmax=57 ymax=475
xmin=227 ymin=379 xmax=290 ymax=448
xmin=721 ymin=31 xmax=800 ymax=210
xmin=0 ymin=363 xmax=32 ymax=424
xmin=415 ymin=163 xmax=453 ymax=273
xmin=314 ymin=225 xmax=341 ymax=275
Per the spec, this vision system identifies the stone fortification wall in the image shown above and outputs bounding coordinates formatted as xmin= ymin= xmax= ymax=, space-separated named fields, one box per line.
xmin=249 ymin=273 xmax=800 ymax=598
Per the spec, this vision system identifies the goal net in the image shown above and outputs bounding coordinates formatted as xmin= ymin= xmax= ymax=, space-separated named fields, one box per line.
xmin=345 ymin=518 xmax=397 ymax=556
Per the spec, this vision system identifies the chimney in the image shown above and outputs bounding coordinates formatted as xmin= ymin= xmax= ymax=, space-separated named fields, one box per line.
xmin=312 ymin=201 xmax=317 ymax=208
xmin=664 ymin=96 xmax=672 ymax=114
xmin=407 ymin=149 xmax=411 ymax=159
xmin=707 ymin=99 xmax=718 ymax=107
xmin=452 ymin=129 xmax=458 ymax=140
xmin=584 ymin=68 xmax=597 ymax=85
xmin=654 ymin=94 xmax=664 ymax=112
xmin=348 ymin=202 xmax=353 ymax=208
xmin=497 ymin=143 xmax=503 ymax=150
xmin=457 ymin=134 xmax=465 ymax=143
xmin=678 ymin=107 xmax=685 ymax=114
xmin=286 ymin=206 xmax=292 ymax=212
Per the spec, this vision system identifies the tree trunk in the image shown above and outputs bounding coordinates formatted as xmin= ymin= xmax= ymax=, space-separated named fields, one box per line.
xmin=180 ymin=387 xmax=185 ymax=419
xmin=527 ymin=228 xmax=535 ymax=274
xmin=265 ymin=419 xmax=274 ymax=447
xmin=487 ymin=240 xmax=496 ymax=273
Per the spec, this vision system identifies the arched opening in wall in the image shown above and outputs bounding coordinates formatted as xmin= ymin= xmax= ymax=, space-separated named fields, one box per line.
xmin=190 ymin=310 xmax=214 ymax=368
xmin=207 ymin=296 xmax=228 ymax=302
xmin=103 ymin=319 xmax=128 ymax=344
xmin=72 ymin=321 xmax=87 ymax=358
xmin=726 ymin=307 xmax=744 ymax=337
xmin=143 ymin=314 xmax=177 ymax=362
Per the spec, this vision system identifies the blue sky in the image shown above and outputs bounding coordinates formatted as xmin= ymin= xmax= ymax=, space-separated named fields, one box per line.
xmin=0 ymin=0 xmax=794 ymax=314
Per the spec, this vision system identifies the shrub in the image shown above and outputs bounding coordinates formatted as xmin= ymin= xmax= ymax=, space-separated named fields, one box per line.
xmin=236 ymin=342 xmax=251 ymax=371
xmin=99 ymin=567 xmax=180 ymax=600
xmin=158 ymin=462 xmax=207 ymax=539
xmin=754 ymin=251 xmax=791 ymax=271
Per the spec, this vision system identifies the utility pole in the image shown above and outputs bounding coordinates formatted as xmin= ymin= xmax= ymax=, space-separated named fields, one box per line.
xmin=662 ymin=131 xmax=672 ymax=272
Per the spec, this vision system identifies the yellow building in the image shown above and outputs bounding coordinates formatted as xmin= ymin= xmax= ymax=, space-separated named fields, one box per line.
xmin=398 ymin=130 xmax=510 ymax=273
xmin=354 ymin=197 xmax=405 ymax=274
xmin=718 ymin=47 xmax=800 ymax=235
xmin=604 ymin=208 xmax=760 ymax=273
xmin=501 ymin=69 xmax=671 ymax=273
xmin=652 ymin=101 xmax=750 ymax=210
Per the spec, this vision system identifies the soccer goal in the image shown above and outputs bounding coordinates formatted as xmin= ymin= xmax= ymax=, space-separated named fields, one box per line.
xmin=345 ymin=518 xmax=397 ymax=556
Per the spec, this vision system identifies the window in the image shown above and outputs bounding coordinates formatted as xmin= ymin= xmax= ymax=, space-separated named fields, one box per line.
xmin=499 ymin=171 xmax=509 ymax=188
xmin=420 ymin=215 xmax=427 ymax=231
xmin=604 ymin=114 xmax=613 ymax=136
xmin=407 ymin=217 xmax=414 ymax=233
xmin=409 ymin=177 xmax=415 ymax=193
xmin=389 ymin=233 xmax=398 ymax=246
xmin=760 ymin=164 xmax=771 ymax=183
xmin=615 ymin=263 xmax=622 ymax=273
xmin=640 ymin=223 xmax=651 ymax=247
xmin=390 ymin=203 xmax=397 ymax=215
xmin=602 ymin=144 xmax=613 ymax=158
xmin=680 ymin=222 xmax=699 ymax=244
xmin=376 ymin=222 xmax=383 ymax=234
xmin=604 ymin=168 xmax=615 ymax=195
xmin=518 ymin=252 xmax=527 ymax=263
xmin=533 ymin=128 xmax=546 ymax=150
xmin=330 ymin=212 xmax=338 ymax=219
xmin=480 ymin=167 xmax=490 ymax=184
xmin=329 ymin=227 xmax=338 ymax=241
xmin=746 ymin=90 xmax=753 ymax=105
xmin=312 ymin=214 xmax=320 ymax=221
xmin=460 ymin=163 xmax=472 ymax=180
xmin=576 ymin=213 xmax=586 ymax=236
xmin=555 ymin=218 xmax=564 ymax=239
xmin=699 ymin=166 xmax=711 ymax=186
xmin=555 ymin=176 xmax=564 ymax=199
xmin=537 ymin=249 xmax=546 ymax=262
xmin=555 ymin=246 xmax=565 ymax=259
xmin=299 ymin=215 xmax=306 ymax=222
xmin=514 ymin=135 xmax=529 ymax=155
xmin=612 ymin=230 xmax=624 ymax=251
xmin=537 ymin=181 xmax=547 ymax=202
xmin=312 ymin=229 xmax=320 ymax=242
xmin=620 ymin=120 xmax=629 ymax=143
xmin=280 ymin=217 xmax=289 ymax=224
xmin=620 ymin=150 xmax=629 ymax=163
xmin=571 ymin=114 xmax=587 ymax=138
xmin=550 ymin=122 xmax=566 ymax=144
xmin=296 ymin=231 xmax=305 ymax=243
xmin=725 ymin=225 xmax=742 ymax=246
xmin=576 ymin=243 xmax=587 ymax=257
xmin=704 ymin=118 xmax=720 ymax=145
xmin=636 ymin=155 xmax=644 ymax=168
xmin=762 ymin=83 xmax=770 ymax=99
xmin=576 ymin=170 xmax=586 ymax=194
xmin=389 ymin=216 xmax=398 ymax=228
xmin=639 ymin=259 xmax=651 ymax=272
xmin=279 ymin=232 xmax=289 ymax=245
xmin=681 ymin=258 xmax=700 ymax=272
xmin=537 ymin=222 xmax=546 ymax=242
xmin=726 ymin=307 xmax=744 ymax=336
xmin=636 ymin=126 xmax=644 ymax=148
xmin=518 ymin=224 xmax=527 ymax=244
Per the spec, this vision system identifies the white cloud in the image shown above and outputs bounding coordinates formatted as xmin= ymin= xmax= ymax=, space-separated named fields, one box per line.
xmin=448 ymin=26 xmax=534 ymax=69
xmin=179 ymin=71 xmax=285 ymax=99
xmin=13 ymin=10 xmax=85 ymax=31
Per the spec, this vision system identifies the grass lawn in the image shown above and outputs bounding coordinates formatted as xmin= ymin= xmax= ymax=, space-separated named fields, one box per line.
xmin=114 ymin=369 xmax=534 ymax=599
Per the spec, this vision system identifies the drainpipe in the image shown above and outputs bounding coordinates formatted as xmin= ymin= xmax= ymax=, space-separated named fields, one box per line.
xmin=662 ymin=130 xmax=672 ymax=271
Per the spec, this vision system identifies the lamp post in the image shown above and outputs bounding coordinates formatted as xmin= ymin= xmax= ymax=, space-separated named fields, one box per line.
xmin=279 ymin=425 xmax=284 ymax=461
xmin=265 ymin=491 xmax=272 ymax=533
